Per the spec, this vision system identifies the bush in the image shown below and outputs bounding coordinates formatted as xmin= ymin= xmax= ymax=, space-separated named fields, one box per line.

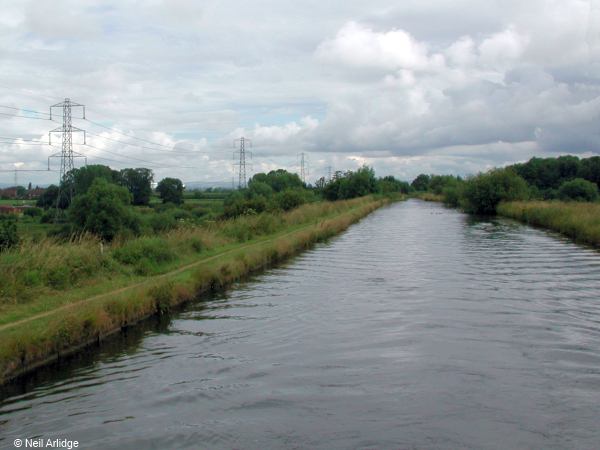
xmin=249 ymin=170 xmax=304 ymax=192
xmin=462 ymin=168 xmax=529 ymax=214
xmin=23 ymin=207 xmax=43 ymax=218
xmin=147 ymin=211 xmax=179 ymax=233
xmin=248 ymin=181 xmax=274 ymax=198
xmin=40 ymin=210 xmax=55 ymax=224
xmin=558 ymin=178 xmax=599 ymax=202
xmin=442 ymin=184 xmax=463 ymax=207
xmin=113 ymin=237 xmax=176 ymax=275
xmin=0 ymin=217 xmax=19 ymax=252
xmin=156 ymin=177 xmax=184 ymax=204
xmin=276 ymin=189 xmax=305 ymax=211
xmin=69 ymin=178 xmax=137 ymax=241
xmin=45 ymin=265 xmax=71 ymax=289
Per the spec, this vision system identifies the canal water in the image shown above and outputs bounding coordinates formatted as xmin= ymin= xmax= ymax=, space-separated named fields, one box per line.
xmin=1 ymin=200 xmax=600 ymax=449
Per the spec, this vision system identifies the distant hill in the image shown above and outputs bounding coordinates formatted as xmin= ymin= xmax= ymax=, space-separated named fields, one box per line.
xmin=184 ymin=181 xmax=233 ymax=190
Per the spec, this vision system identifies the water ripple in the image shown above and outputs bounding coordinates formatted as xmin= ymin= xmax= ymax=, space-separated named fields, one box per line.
xmin=1 ymin=200 xmax=600 ymax=449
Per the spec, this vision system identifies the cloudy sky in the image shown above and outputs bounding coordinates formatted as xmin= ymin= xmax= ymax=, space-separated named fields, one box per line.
xmin=1 ymin=0 xmax=599 ymax=186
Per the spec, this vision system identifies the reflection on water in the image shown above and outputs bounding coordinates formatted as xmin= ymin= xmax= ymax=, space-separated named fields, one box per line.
xmin=2 ymin=200 xmax=600 ymax=449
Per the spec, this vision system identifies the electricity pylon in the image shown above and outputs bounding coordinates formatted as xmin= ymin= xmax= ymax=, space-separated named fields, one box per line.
xmin=234 ymin=137 xmax=252 ymax=189
xmin=299 ymin=152 xmax=309 ymax=184
xmin=48 ymin=98 xmax=87 ymax=203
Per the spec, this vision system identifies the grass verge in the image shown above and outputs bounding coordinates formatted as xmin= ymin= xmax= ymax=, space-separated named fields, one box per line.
xmin=0 ymin=196 xmax=391 ymax=384
xmin=497 ymin=200 xmax=600 ymax=247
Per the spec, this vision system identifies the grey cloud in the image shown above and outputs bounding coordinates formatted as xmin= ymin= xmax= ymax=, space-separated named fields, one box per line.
xmin=0 ymin=0 xmax=599 ymax=186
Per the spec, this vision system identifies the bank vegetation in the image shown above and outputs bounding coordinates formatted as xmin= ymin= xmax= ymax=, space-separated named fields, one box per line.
xmin=409 ymin=155 xmax=600 ymax=247
xmin=0 ymin=173 xmax=398 ymax=384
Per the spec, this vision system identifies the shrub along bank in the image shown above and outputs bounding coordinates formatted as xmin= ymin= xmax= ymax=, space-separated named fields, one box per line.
xmin=409 ymin=157 xmax=600 ymax=247
xmin=0 ymin=196 xmax=392 ymax=384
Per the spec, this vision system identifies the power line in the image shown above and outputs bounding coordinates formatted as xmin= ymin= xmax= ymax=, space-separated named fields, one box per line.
xmin=0 ymin=135 xmax=47 ymax=143
xmin=84 ymin=129 xmax=210 ymax=155
xmin=84 ymin=117 xmax=179 ymax=149
xmin=82 ymin=113 xmax=235 ymax=149
xmin=0 ymin=139 xmax=48 ymax=146
xmin=0 ymin=104 xmax=50 ymax=117
xmin=83 ymin=143 xmax=202 ymax=170
xmin=0 ymin=169 xmax=55 ymax=172
xmin=0 ymin=111 xmax=50 ymax=120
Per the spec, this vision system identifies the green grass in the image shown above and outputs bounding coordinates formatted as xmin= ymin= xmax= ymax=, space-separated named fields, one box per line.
xmin=0 ymin=199 xmax=36 ymax=206
xmin=498 ymin=200 xmax=600 ymax=247
xmin=16 ymin=219 xmax=60 ymax=240
xmin=0 ymin=196 xmax=393 ymax=383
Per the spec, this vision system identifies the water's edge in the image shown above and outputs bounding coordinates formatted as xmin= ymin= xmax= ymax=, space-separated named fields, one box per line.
xmin=1 ymin=199 xmax=389 ymax=385
xmin=2 ymin=199 xmax=600 ymax=449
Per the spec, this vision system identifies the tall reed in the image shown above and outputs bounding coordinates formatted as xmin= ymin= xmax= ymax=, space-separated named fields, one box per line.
xmin=497 ymin=200 xmax=600 ymax=247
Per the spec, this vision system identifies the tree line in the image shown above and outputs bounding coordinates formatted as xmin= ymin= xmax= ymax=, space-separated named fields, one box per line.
xmin=37 ymin=166 xmax=184 ymax=209
xmin=411 ymin=155 xmax=600 ymax=214
xmin=222 ymin=167 xmax=409 ymax=218
xmin=1 ymin=164 xmax=408 ymax=249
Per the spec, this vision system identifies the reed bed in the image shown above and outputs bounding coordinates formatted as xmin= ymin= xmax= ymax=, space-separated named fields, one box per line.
xmin=497 ymin=200 xmax=600 ymax=247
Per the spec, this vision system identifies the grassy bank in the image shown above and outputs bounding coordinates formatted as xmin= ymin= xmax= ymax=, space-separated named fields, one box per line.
xmin=497 ymin=201 xmax=600 ymax=247
xmin=0 ymin=196 xmax=391 ymax=384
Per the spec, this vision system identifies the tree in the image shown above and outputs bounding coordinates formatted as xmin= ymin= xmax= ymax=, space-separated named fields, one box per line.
xmin=462 ymin=168 xmax=529 ymax=214
xmin=120 ymin=168 xmax=153 ymax=205
xmin=314 ymin=176 xmax=327 ymax=190
xmin=36 ymin=185 xmax=69 ymax=209
xmin=557 ymin=155 xmax=580 ymax=181
xmin=578 ymin=156 xmax=600 ymax=188
xmin=379 ymin=176 xmax=411 ymax=194
xmin=411 ymin=174 xmax=431 ymax=191
xmin=69 ymin=178 xmax=136 ymax=241
xmin=250 ymin=170 xmax=304 ymax=192
xmin=428 ymin=175 xmax=461 ymax=195
xmin=558 ymin=178 xmax=599 ymax=202
xmin=323 ymin=166 xmax=379 ymax=200
xmin=247 ymin=180 xmax=274 ymax=198
xmin=276 ymin=189 xmax=305 ymax=211
xmin=15 ymin=186 xmax=26 ymax=198
xmin=156 ymin=177 xmax=184 ymax=204
xmin=0 ymin=216 xmax=19 ymax=252
xmin=68 ymin=165 xmax=122 ymax=196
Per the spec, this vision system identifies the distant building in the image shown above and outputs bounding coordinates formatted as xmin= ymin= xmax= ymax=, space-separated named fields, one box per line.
xmin=0 ymin=205 xmax=22 ymax=215
xmin=26 ymin=187 xmax=46 ymax=199
xmin=0 ymin=187 xmax=17 ymax=199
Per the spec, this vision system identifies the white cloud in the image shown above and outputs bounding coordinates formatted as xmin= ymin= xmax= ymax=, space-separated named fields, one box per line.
xmin=316 ymin=21 xmax=441 ymax=71
xmin=478 ymin=26 xmax=529 ymax=70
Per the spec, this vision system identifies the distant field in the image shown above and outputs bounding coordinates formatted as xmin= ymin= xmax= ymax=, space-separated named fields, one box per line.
xmin=17 ymin=220 xmax=60 ymax=240
xmin=0 ymin=199 xmax=36 ymax=206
